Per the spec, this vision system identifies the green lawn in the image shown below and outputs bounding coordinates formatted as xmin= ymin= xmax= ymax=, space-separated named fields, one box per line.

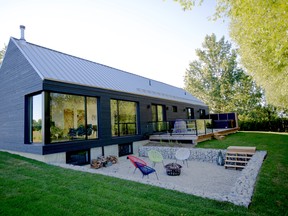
xmin=0 ymin=132 xmax=287 ymax=216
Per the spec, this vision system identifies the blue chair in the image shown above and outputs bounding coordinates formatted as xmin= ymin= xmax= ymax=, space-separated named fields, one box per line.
xmin=134 ymin=162 xmax=159 ymax=180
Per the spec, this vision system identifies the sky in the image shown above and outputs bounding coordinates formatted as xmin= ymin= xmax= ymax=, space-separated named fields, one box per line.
xmin=0 ymin=0 xmax=230 ymax=88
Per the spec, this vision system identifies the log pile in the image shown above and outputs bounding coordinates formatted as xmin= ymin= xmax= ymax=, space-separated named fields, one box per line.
xmin=91 ymin=159 xmax=102 ymax=169
xmin=106 ymin=155 xmax=118 ymax=164
xmin=91 ymin=155 xmax=118 ymax=169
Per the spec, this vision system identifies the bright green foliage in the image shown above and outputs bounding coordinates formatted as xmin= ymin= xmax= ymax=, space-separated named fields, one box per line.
xmin=184 ymin=34 xmax=262 ymax=118
xmin=225 ymin=0 xmax=288 ymax=108
xmin=174 ymin=0 xmax=288 ymax=108
xmin=172 ymin=0 xmax=203 ymax=10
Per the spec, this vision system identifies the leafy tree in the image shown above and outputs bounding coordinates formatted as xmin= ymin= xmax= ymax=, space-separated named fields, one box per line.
xmin=0 ymin=45 xmax=6 ymax=65
xmin=184 ymin=34 xmax=263 ymax=119
xmin=33 ymin=119 xmax=42 ymax=131
xmin=174 ymin=0 xmax=288 ymax=108
xmin=223 ymin=0 xmax=288 ymax=109
xmin=172 ymin=0 xmax=203 ymax=10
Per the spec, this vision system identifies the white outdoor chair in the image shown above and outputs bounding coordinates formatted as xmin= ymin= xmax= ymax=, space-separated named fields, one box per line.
xmin=175 ymin=148 xmax=190 ymax=167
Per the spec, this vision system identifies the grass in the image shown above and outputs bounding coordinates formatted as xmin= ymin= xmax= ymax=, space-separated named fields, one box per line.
xmin=0 ymin=131 xmax=287 ymax=215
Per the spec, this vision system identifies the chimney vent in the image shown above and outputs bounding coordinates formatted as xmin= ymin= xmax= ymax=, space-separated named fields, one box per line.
xmin=20 ymin=25 xmax=26 ymax=41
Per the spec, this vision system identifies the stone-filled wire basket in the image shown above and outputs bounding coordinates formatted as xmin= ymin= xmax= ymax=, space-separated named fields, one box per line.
xmin=164 ymin=163 xmax=182 ymax=176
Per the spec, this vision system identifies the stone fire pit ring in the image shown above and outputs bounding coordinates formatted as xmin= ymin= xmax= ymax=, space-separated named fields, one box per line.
xmin=164 ymin=163 xmax=182 ymax=176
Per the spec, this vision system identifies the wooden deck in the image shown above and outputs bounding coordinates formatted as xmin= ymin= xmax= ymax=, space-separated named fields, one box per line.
xmin=149 ymin=133 xmax=198 ymax=144
xmin=149 ymin=127 xmax=240 ymax=144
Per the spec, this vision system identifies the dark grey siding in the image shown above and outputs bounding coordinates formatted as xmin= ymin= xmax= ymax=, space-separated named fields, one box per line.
xmin=0 ymin=40 xmax=43 ymax=154
xmin=0 ymin=39 xmax=208 ymax=156
xmin=42 ymin=80 xmax=209 ymax=154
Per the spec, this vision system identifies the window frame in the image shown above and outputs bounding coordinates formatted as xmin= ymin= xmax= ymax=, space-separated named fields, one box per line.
xmin=110 ymin=99 xmax=138 ymax=137
xmin=151 ymin=104 xmax=166 ymax=122
xmin=25 ymin=92 xmax=44 ymax=144
xmin=151 ymin=104 xmax=167 ymax=132
xmin=186 ymin=107 xmax=195 ymax=119
xmin=49 ymin=92 xmax=99 ymax=143
xmin=172 ymin=106 xmax=178 ymax=113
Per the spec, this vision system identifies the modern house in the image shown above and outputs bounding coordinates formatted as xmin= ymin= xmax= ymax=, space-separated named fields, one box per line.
xmin=0 ymin=26 xmax=209 ymax=164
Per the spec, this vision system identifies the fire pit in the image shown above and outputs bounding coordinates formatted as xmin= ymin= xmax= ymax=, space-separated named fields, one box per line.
xmin=164 ymin=163 xmax=182 ymax=176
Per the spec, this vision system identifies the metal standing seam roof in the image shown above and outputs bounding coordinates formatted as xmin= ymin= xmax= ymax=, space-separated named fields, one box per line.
xmin=11 ymin=37 xmax=207 ymax=106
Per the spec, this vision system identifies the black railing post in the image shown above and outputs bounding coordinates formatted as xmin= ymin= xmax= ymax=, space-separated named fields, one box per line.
xmin=211 ymin=120 xmax=214 ymax=133
xmin=195 ymin=120 xmax=198 ymax=136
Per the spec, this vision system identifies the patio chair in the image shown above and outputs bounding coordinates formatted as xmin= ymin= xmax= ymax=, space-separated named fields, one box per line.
xmin=172 ymin=119 xmax=188 ymax=134
xmin=134 ymin=162 xmax=159 ymax=180
xmin=175 ymin=148 xmax=190 ymax=167
xmin=127 ymin=155 xmax=147 ymax=173
xmin=148 ymin=150 xmax=164 ymax=167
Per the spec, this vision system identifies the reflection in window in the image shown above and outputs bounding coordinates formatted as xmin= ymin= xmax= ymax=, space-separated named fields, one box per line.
xmin=50 ymin=93 xmax=98 ymax=143
xmin=152 ymin=105 xmax=157 ymax=122
xmin=151 ymin=104 xmax=166 ymax=132
xmin=87 ymin=97 xmax=98 ymax=139
xmin=111 ymin=99 xmax=137 ymax=136
xmin=152 ymin=104 xmax=164 ymax=122
xmin=187 ymin=107 xmax=194 ymax=119
xmin=31 ymin=94 xmax=43 ymax=143
xmin=200 ymin=109 xmax=206 ymax=119
xmin=157 ymin=105 xmax=164 ymax=121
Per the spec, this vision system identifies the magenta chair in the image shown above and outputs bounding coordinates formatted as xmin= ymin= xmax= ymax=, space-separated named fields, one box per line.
xmin=127 ymin=155 xmax=147 ymax=173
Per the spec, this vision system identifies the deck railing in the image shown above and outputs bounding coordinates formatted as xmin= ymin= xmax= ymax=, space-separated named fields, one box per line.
xmin=146 ymin=119 xmax=214 ymax=136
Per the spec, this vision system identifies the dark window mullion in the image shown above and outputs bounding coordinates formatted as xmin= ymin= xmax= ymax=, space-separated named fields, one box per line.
xmin=117 ymin=100 xmax=120 ymax=136
xmin=44 ymin=92 xmax=50 ymax=144
xmin=30 ymin=97 xmax=33 ymax=143
xmin=156 ymin=106 xmax=158 ymax=122
xmin=84 ymin=96 xmax=87 ymax=140
xmin=24 ymin=96 xmax=33 ymax=144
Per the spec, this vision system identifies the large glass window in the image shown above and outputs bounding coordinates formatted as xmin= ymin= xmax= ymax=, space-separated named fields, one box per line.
xmin=30 ymin=94 xmax=43 ymax=143
xmin=187 ymin=107 xmax=195 ymax=119
xmin=111 ymin=99 xmax=137 ymax=136
xmin=152 ymin=104 xmax=164 ymax=122
xmin=151 ymin=104 xmax=166 ymax=132
xmin=87 ymin=97 xmax=98 ymax=139
xmin=50 ymin=93 xmax=98 ymax=143
xmin=199 ymin=109 xmax=206 ymax=119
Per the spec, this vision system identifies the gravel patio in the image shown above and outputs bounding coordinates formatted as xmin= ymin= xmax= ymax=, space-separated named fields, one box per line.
xmin=53 ymin=147 xmax=267 ymax=207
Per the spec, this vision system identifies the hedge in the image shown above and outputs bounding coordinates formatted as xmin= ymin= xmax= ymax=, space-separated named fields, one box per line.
xmin=239 ymin=119 xmax=288 ymax=132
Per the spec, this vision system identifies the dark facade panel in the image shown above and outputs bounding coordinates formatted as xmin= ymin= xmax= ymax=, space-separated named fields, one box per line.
xmin=0 ymin=42 xmax=208 ymax=156
xmin=40 ymin=80 xmax=209 ymax=155
xmin=0 ymin=40 xmax=43 ymax=154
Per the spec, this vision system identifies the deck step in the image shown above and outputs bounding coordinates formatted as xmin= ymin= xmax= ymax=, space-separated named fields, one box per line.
xmin=224 ymin=146 xmax=256 ymax=169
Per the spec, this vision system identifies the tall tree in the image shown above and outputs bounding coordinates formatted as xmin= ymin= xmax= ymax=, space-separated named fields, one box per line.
xmin=223 ymin=0 xmax=288 ymax=109
xmin=174 ymin=0 xmax=288 ymax=108
xmin=184 ymin=34 xmax=263 ymax=119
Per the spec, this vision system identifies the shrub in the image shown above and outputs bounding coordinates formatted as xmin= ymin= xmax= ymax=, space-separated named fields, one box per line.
xmin=239 ymin=118 xmax=288 ymax=132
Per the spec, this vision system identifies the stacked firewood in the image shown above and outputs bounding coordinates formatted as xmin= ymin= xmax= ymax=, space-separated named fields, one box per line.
xmin=106 ymin=155 xmax=118 ymax=164
xmin=91 ymin=159 xmax=102 ymax=169
xmin=91 ymin=155 xmax=118 ymax=169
